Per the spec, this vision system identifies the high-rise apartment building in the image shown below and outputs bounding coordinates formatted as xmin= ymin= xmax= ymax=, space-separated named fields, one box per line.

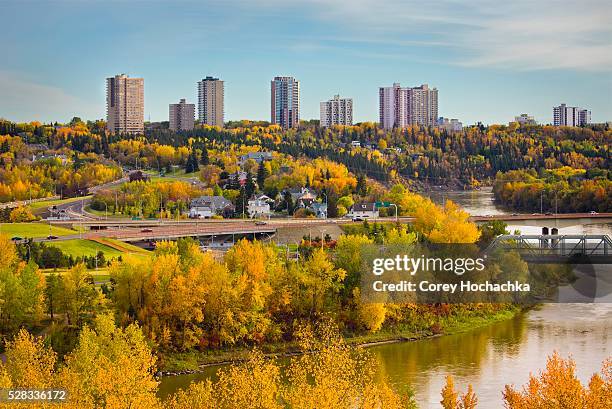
xmin=271 ymin=76 xmax=300 ymax=129
xmin=320 ymin=95 xmax=353 ymax=127
xmin=553 ymin=104 xmax=591 ymax=127
xmin=197 ymin=76 xmax=224 ymax=127
xmin=106 ymin=74 xmax=144 ymax=134
xmin=169 ymin=99 xmax=195 ymax=131
xmin=379 ymin=83 xmax=438 ymax=129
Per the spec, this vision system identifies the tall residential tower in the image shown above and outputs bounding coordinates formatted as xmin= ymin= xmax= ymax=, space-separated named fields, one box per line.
xmin=379 ymin=83 xmax=438 ymax=129
xmin=169 ymin=99 xmax=195 ymax=131
xmin=553 ymin=104 xmax=591 ymax=127
xmin=106 ymin=74 xmax=144 ymax=134
xmin=271 ymin=76 xmax=300 ymax=129
xmin=197 ymin=76 xmax=224 ymax=127
xmin=320 ymin=95 xmax=353 ymax=127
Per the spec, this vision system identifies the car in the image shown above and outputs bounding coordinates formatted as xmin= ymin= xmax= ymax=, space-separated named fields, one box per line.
xmin=141 ymin=228 xmax=153 ymax=233
xmin=511 ymin=213 xmax=518 ymax=216
xmin=47 ymin=235 xmax=58 ymax=240
xmin=590 ymin=211 xmax=598 ymax=215
xmin=255 ymin=221 xmax=267 ymax=226
xmin=352 ymin=216 xmax=364 ymax=222
xmin=545 ymin=212 xmax=553 ymax=216
xmin=11 ymin=236 xmax=23 ymax=242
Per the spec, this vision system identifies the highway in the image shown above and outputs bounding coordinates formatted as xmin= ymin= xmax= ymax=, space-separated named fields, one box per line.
xmin=36 ymin=212 xmax=611 ymax=244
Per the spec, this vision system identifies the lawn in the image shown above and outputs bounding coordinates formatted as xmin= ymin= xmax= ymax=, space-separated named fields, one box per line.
xmin=48 ymin=238 xmax=151 ymax=260
xmin=48 ymin=239 xmax=125 ymax=259
xmin=0 ymin=223 xmax=77 ymax=238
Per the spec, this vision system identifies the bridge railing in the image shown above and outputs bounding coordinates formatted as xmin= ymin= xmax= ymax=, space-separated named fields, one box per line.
xmin=485 ymin=234 xmax=612 ymax=258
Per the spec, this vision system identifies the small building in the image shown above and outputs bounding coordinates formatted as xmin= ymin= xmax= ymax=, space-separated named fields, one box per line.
xmin=247 ymin=198 xmax=271 ymax=218
xmin=309 ymin=202 xmax=328 ymax=219
xmin=351 ymin=140 xmax=361 ymax=148
xmin=189 ymin=195 xmax=234 ymax=218
xmin=239 ymin=151 xmax=273 ymax=164
xmin=284 ymin=187 xmax=317 ymax=208
xmin=437 ymin=117 xmax=463 ymax=132
xmin=513 ymin=114 xmax=537 ymax=126
xmin=348 ymin=202 xmax=379 ymax=219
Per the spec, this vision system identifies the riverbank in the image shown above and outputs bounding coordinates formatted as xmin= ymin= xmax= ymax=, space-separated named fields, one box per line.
xmin=157 ymin=306 xmax=522 ymax=376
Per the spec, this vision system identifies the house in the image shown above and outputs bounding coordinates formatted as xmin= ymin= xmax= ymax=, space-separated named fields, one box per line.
xmin=348 ymin=203 xmax=379 ymax=219
xmin=252 ymin=193 xmax=274 ymax=204
xmin=351 ymin=140 xmax=361 ymax=148
xmin=239 ymin=151 xmax=273 ymax=165
xmin=189 ymin=196 xmax=235 ymax=218
xmin=247 ymin=198 xmax=271 ymax=218
xmin=284 ymin=187 xmax=317 ymax=208
xmin=309 ymin=202 xmax=328 ymax=219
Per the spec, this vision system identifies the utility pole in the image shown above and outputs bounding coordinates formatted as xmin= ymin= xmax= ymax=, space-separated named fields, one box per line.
xmin=540 ymin=191 xmax=543 ymax=214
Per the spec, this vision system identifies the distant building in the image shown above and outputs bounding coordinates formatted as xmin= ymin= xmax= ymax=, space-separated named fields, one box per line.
xmin=247 ymin=198 xmax=271 ymax=218
xmin=189 ymin=196 xmax=234 ymax=218
xmin=197 ymin=76 xmax=224 ymax=127
xmin=437 ymin=117 xmax=463 ymax=132
xmin=553 ymin=104 xmax=591 ymax=127
xmin=284 ymin=187 xmax=317 ymax=208
xmin=271 ymin=76 xmax=300 ymax=129
xmin=106 ymin=74 xmax=144 ymax=134
xmin=239 ymin=151 xmax=273 ymax=164
xmin=169 ymin=99 xmax=195 ymax=131
xmin=379 ymin=83 xmax=438 ymax=129
xmin=351 ymin=140 xmax=361 ymax=148
xmin=348 ymin=203 xmax=379 ymax=219
xmin=320 ymin=95 xmax=353 ymax=127
xmin=514 ymin=114 xmax=537 ymax=126
xmin=309 ymin=202 xmax=328 ymax=219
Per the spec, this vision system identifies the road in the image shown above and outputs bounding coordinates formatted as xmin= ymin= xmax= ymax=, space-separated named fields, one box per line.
xmin=36 ymin=213 xmax=611 ymax=244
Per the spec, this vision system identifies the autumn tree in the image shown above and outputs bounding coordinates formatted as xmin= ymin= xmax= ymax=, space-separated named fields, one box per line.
xmin=502 ymin=352 xmax=611 ymax=409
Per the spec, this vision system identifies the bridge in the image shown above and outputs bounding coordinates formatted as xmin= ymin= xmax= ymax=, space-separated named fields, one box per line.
xmin=485 ymin=234 xmax=612 ymax=264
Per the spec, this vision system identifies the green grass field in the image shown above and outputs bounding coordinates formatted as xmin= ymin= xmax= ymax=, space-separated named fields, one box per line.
xmin=0 ymin=223 xmax=77 ymax=238
xmin=48 ymin=239 xmax=150 ymax=259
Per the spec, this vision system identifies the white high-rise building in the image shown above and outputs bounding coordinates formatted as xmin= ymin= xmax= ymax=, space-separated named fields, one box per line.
xmin=169 ymin=99 xmax=195 ymax=131
xmin=271 ymin=76 xmax=300 ymax=129
xmin=320 ymin=95 xmax=353 ymax=127
xmin=553 ymin=104 xmax=591 ymax=127
xmin=197 ymin=76 xmax=224 ymax=127
xmin=106 ymin=74 xmax=144 ymax=134
xmin=379 ymin=83 xmax=438 ymax=129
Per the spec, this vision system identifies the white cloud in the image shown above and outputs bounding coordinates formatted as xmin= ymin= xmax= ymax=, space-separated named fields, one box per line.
xmin=235 ymin=0 xmax=612 ymax=71
xmin=0 ymin=71 xmax=100 ymax=122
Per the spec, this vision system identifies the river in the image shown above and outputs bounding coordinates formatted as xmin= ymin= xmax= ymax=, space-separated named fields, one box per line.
xmin=159 ymin=189 xmax=612 ymax=407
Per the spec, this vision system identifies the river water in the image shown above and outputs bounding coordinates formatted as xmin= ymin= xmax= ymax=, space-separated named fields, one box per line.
xmin=159 ymin=189 xmax=612 ymax=407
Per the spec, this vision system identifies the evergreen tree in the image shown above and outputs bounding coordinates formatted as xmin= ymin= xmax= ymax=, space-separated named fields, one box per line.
xmin=200 ymin=146 xmax=209 ymax=165
xmin=245 ymin=171 xmax=256 ymax=198
xmin=356 ymin=174 xmax=367 ymax=196
xmin=256 ymin=161 xmax=268 ymax=188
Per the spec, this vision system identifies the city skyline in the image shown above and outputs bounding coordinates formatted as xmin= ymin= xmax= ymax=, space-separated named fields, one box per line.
xmin=1 ymin=0 xmax=610 ymax=124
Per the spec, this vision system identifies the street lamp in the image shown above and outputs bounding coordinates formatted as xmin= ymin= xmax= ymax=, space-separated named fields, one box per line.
xmin=389 ymin=203 xmax=398 ymax=222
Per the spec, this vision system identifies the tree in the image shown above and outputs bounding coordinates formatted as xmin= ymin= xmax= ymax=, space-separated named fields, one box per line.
xmin=200 ymin=145 xmax=210 ymax=165
xmin=256 ymin=161 xmax=268 ymax=188
xmin=503 ymin=352 xmax=611 ymax=409
xmin=440 ymin=375 xmax=478 ymax=409
xmin=58 ymin=314 xmax=160 ymax=408
xmin=356 ymin=173 xmax=367 ymax=196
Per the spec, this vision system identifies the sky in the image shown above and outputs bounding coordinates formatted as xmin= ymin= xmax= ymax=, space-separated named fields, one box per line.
xmin=0 ymin=0 xmax=611 ymax=125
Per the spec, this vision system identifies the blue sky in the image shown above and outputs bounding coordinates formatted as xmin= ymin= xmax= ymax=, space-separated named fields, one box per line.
xmin=1 ymin=0 xmax=611 ymax=125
